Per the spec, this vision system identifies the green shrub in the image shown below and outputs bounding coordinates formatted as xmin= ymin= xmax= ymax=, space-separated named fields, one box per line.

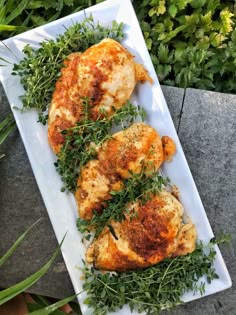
xmin=1 ymin=0 xmax=236 ymax=93
xmin=134 ymin=0 xmax=236 ymax=93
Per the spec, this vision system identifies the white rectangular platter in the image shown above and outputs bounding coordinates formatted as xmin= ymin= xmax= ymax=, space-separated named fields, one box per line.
xmin=0 ymin=0 xmax=231 ymax=314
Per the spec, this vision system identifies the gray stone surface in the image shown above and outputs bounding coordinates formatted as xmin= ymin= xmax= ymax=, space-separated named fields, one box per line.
xmin=165 ymin=88 xmax=236 ymax=315
xmin=161 ymin=85 xmax=184 ymax=131
xmin=0 ymin=84 xmax=74 ymax=299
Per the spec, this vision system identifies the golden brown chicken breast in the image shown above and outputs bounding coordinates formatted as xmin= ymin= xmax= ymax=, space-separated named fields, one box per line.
xmin=172 ymin=223 xmax=197 ymax=256
xmin=75 ymin=122 xmax=165 ymax=220
xmin=98 ymin=122 xmax=164 ymax=178
xmin=48 ymin=39 xmax=153 ymax=153
xmin=75 ymin=160 xmax=123 ymax=221
xmin=86 ymin=191 xmax=197 ymax=271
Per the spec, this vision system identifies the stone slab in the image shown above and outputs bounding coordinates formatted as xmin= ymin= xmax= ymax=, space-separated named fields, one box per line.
xmin=165 ymin=88 xmax=236 ymax=315
xmin=0 ymin=84 xmax=74 ymax=299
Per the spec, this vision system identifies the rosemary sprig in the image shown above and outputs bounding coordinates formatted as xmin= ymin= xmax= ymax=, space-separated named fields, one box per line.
xmin=82 ymin=238 xmax=225 ymax=315
xmin=12 ymin=15 xmax=124 ymax=124
xmin=77 ymin=171 xmax=169 ymax=238
xmin=55 ymin=101 xmax=146 ymax=193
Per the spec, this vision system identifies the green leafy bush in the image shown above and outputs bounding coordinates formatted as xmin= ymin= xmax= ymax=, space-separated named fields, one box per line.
xmin=134 ymin=0 xmax=236 ymax=93
xmin=1 ymin=0 xmax=236 ymax=93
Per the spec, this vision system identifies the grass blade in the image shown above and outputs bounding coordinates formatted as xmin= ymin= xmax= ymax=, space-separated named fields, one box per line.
xmin=4 ymin=0 xmax=30 ymax=24
xmin=0 ymin=218 xmax=42 ymax=267
xmin=30 ymin=14 xmax=47 ymax=27
xmin=25 ymin=1 xmax=47 ymax=10
xmin=5 ymin=0 xmax=16 ymax=12
xmin=47 ymin=11 xmax=61 ymax=23
xmin=0 ymin=24 xmax=27 ymax=31
xmin=0 ymin=114 xmax=13 ymax=130
xmin=0 ymin=233 xmax=66 ymax=305
xmin=29 ymin=294 xmax=79 ymax=315
xmin=0 ymin=121 xmax=15 ymax=145
xmin=27 ymin=294 xmax=74 ymax=314
xmin=22 ymin=10 xmax=33 ymax=27
xmin=29 ymin=293 xmax=49 ymax=307
xmin=27 ymin=302 xmax=67 ymax=315
xmin=0 ymin=2 xmax=6 ymax=22
xmin=27 ymin=304 xmax=48 ymax=313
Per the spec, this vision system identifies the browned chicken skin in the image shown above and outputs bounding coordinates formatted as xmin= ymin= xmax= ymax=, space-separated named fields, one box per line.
xmin=48 ymin=39 xmax=153 ymax=153
xmin=86 ymin=191 xmax=197 ymax=271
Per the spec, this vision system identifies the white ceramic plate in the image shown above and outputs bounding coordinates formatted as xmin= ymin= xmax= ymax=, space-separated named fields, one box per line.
xmin=0 ymin=0 xmax=231 ymax=314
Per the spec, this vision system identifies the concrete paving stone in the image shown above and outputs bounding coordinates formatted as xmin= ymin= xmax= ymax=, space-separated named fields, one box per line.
xmin=0 ymin=83 xmax=74 ymax=299
xmin=169 ymin=88 xmax=236 ymax=315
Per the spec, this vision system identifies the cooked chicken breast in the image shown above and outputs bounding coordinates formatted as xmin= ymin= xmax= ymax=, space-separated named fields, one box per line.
xmin=75 ymin=160 xmax=123 ymax=221
xmin=48 ymin=39 xmax=153 ymax=153
xmin=98 ymin=122 xmax=164 ymax=178
xmin=172 ymin=223 xmax=197 ymax=256
xmin=86 ymin=191 xmax=197 ymax=271
xmin=75 ymin=122 xmax=165 ymax=220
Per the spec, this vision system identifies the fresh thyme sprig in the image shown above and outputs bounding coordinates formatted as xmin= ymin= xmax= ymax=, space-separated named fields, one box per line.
xmin=82 ymin=237 xmax=225 ymax=315
xmin=55 ymin=100 xmax=146 ymax=193
xmin=11 ymin=15 xmax=124 ymax=124
xmin=77 ymin=171 xmax=169 ymax=238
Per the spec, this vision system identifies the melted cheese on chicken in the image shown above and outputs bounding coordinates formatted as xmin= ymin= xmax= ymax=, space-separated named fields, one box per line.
xmin=75 ymin=123 xmax=165 ymax=220
xmin=48 ymin=39 xmax=153 ymax=153
xmin=86 ymin=191 xmax=197 ymax=271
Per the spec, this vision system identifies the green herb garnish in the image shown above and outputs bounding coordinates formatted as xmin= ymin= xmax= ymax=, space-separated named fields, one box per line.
xmin=55 ymin=100 xmax=146 ymax=193
xmin=77 ymin=171 xmax=169 ymax=237
xmin=82 ymin=237 xmax=225 ymax=315
xmin=12 ymin=15 xmax=124 ymax=124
